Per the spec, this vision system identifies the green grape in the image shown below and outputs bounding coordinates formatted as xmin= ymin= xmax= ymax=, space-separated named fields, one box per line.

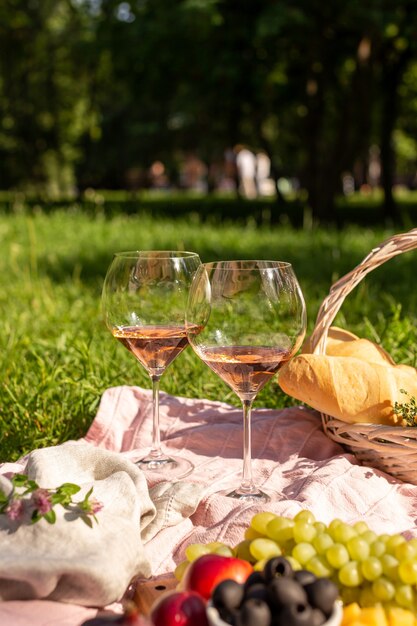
xmin=292 ymin=542 xmax=317 ymax=565
xmin=306 ymin=554 xmax=334 ymax=578
xmin=254 ymin=558 xmax=269 ymax=572
xmin=361 ymin=557 xmax=383 ymax=581
xmin=285 ymin=556 xmax=302 ymax=571
xmin=314 ymin=521 xmax=327 ymax=534
xmin=359 ymin=585 xmax=377 ymax=607
xmin=378 ymin=534 xmax=391 ymax=543
xmin=294 ymin=509 xmax=316 ymax=524
xmin=293 ymin=520 xmax=317 ymax=543
xmin=395 ymin=541 xmax=417 ymax=561
xmin=326 ymin=543 xmax=350 ymax=569
xmin=206 ymin=541 xmax=226 ymax=551
xmin=353 ymin=520 xmax=369 ymax=535
xmin=249 ymin=538 xmax=281 ymax=561
xmin=338 ymin=561 xmax=363 ymax=587
xmin=250 ymin=512 xmax=277 ymax=535
xmin=347 ymin=536 xmax=371 ymax=561
xmin=185 ymin=543 xmax=211 ymax=562
xmin=398 ymin=559 xmax=417 ymax=585
xmin=332 ymin=522 xmax=358 ymax=544
xmin=280 ymin=539 xmax=296 ymax=556
xmin=395 ymin=583 xmax=415 ymax=609
xmin=244 ymin=526 xmax=264 ymax=540
xmin=266 ymin=516 xmax=295 ymax=542
xmin=361 ymin=530 xmax=377 ymax=544
xmin=328 ymin=518 xmax=343 ymax=536
xmin=369 ymin=540 xmax=386 ymax=558
xmin=372 ymin=576 xmax=395 ymax=601
xmin=385 ymin=534 xmax=406 ymax=554
xmin=380 ymin=554 xmax=400 ymax=580
xmin=213 ymin=545 xmax=234 ymax=557
xmin=339 ymin=587 xmax=360 ymax=606
xmin=313 ymin=532 xmax=334 ymax=555
xmin=174 ymin=560 xmax=189 ymax=581
xmin=234 ymin=540 xmax=256 ymax=562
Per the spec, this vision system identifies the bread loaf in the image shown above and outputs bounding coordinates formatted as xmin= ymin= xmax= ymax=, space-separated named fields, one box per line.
xmin=278 ymin=326 xmax=417 ymax=425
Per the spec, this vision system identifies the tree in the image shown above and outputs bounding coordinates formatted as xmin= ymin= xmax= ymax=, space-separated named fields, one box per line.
xmin=0 ymin=0 xmax=93 ymax=195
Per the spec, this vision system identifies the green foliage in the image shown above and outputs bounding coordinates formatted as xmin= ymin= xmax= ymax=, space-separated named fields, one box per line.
xmin=393 ymin=389 xmax=417 ymax=427
xmin=1 ymin=1 xmax=417 ymax=220
xmin=1 ymin=209 xmax=417 ymax=461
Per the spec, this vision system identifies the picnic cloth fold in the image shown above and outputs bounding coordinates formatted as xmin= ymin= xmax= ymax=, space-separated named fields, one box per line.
xmin=3 ymin=385 xmax=417 ymax=625
xmin=0 ymin=442 xmax=157 ymax=605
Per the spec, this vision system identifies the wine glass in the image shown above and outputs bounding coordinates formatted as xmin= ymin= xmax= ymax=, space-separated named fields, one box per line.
xmin=102 ymin=250 xmax=201 ymax=478
xmin=186 ymin=260 xmax=306 ymax=501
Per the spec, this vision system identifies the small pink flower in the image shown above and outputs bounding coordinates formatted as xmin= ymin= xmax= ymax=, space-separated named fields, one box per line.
xmin=88 ymin=498 xmax=104 ymax=515
xmin=6 ymin=498 xmax=25 ymax=521
xmin=32 ymin=488 xmax=52 ymax=515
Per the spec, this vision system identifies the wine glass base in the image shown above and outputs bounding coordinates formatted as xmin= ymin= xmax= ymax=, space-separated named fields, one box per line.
xmin=220 ymin=486 xmax=272 ymax=503
xmin=135 ymin=454 xmax=194 ymax=479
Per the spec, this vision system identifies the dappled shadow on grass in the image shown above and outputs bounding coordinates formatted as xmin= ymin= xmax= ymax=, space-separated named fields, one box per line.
xmin=33 ymin=223 xmax=417 ymax=317
xmin=17 ymin=209 xmax=417 ymax=344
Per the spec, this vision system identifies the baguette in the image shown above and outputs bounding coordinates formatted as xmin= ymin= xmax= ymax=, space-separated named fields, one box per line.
xmin=278 ymin=326 xmax=417 ymax=425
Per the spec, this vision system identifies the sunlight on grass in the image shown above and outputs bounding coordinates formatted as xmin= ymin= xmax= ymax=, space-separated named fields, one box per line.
xmin=1 ymin=209 xmax=416 ymax=461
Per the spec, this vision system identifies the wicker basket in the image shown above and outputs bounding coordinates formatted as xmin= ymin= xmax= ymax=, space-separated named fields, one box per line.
xmin=308 ymin=227 xmax=417 ymax=484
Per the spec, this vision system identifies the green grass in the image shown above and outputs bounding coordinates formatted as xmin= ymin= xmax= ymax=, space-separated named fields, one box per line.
xmin=1 ymin=208 xmax=417 ymax=462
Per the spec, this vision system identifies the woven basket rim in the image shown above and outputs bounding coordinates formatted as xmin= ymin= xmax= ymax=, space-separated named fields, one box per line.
xmin=310 ymin=228 xmax=417 ymax=480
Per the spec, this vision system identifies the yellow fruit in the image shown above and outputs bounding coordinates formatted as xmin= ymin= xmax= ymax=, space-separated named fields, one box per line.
xmin=387 ymin=607 xmax=417 ymax=626
xmin=342 ymin=602 xmax=362 ymax=624
xmin=358 ymin=606 xmax=388 ymax=626
xmin=342 ymin=604 xmax=388 ymax=626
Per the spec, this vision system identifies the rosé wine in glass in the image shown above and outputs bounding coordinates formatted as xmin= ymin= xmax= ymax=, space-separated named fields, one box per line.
xmin=102 ymin=250 xmax=201 ymax=478
xmin=186 ymin=260 xmax=306 ymax=501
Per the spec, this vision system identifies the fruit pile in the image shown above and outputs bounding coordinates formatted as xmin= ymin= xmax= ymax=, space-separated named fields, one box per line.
xmin=210 ymin=555 xmax=339 ymax=626
xmin=176 ymin=510 xmax=417 ymax=614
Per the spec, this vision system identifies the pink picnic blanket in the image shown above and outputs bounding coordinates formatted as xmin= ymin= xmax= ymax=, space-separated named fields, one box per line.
xmin=2 ymin=385 xmax=417 ymax=625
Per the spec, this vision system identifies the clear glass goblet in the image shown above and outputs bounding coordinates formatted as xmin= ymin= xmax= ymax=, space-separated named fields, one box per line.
xmin=186 ymin=260 xmax=306 ymax=501
xmin=102 ymin=250 xmax=201 ymax=478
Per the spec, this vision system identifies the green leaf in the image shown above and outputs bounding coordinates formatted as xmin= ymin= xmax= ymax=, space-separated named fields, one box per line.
xmin=79 ymin=486 xmax=94 ymax=510
xmin=51 ymin=492 xmax=67 ymax=505
xmin=22 ymin=480 xmax=41 ymax=494
xmin=56 ymin=483 xmax=81 ymax=496
xmin=81 ymin=514 xmax=93 ymax=528
xmin=43 ymin=509 xmax=57 ymax=524
xmin=11 ymin=474 xmax=29 ymax=487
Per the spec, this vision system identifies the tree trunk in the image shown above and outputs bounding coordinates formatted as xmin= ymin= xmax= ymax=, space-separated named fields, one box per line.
xmin=380 ymin=66 xmax=398 ymax=222
xmin=379 ymin=42 xmax=412 ymax=222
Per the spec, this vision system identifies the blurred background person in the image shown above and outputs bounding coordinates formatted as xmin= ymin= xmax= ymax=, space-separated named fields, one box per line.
xmin=234 ymin=144 xmax=257 ymax=199
xmin=256 ymin=150 xmax=275 ymax=197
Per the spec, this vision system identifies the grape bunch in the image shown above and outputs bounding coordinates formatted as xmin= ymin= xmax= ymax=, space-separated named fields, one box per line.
xmin=177 ymin=510 xmax=417 ymax=613
xmin=210 ymin=555 xmax=339 ymax=626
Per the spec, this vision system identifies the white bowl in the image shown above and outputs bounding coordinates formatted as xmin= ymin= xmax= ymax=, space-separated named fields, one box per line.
xmin=207 ymin=599 xmax=343 ymax=626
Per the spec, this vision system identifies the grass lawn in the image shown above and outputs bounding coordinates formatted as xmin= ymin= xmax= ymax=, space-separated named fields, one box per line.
xmin=1 ymin=208 xmax=417 ymax=462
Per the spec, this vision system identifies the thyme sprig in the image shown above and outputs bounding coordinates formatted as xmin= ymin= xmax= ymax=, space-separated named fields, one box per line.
xmin=393 ymin=389 xmax=417 ymax=427
xmin=0 ymin=473 xmax=103 ymax=527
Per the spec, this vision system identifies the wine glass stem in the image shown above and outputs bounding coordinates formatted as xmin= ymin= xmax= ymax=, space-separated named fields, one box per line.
xmin=240 ymin=398 xmax=256 ymax=492
xmin=150 ymin=374 xmax=164 ymax=459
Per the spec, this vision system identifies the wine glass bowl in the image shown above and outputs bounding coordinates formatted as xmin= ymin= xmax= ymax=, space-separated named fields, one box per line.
xmin=186 ymin=260 xmax=306 ymax=501
xmin=102 ymin=250 xmax=201 ymax=477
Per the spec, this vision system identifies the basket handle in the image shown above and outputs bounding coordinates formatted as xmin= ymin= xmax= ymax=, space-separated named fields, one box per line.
xmin=309 ymin=228 xmax=417 ymax=355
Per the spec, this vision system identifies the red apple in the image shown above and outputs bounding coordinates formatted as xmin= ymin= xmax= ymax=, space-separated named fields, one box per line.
xmin=182 ymin=554 xmax=253 ymax=601
xmin=150 ymin=590 xmax=209 ymax=626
